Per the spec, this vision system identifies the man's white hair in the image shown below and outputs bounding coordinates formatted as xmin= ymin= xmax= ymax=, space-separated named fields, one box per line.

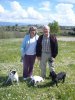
xmin=43 ymin=25 xmax=50 ymax=30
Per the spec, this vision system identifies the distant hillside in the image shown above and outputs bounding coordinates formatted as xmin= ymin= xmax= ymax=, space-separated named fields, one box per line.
xmin=0 ymin=22 xmax=28 ymax=26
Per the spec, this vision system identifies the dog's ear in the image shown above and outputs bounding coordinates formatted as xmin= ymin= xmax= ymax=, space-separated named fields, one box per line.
xmin=8 ymin=70 xmax=12 ymax=75
xmin=29 ymin=79 xmax=35 ymax=86
xmin=12 ymin=71 xmax=16 ymax=74
xmin=10 ymin=70 xmax=11 ymax=72
xmin=50 ymin=71 xmax=57 ymax=78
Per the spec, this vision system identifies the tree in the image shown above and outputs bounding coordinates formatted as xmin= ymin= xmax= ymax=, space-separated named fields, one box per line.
xmin=48 ymin=20 xmax=60 ymax=34
xmin=73 ymin=27 xmax=75 ymax=32
xmin=6 ymin=26 xmax=11 ymax=31
xmin=12 ymin=26 xmax=15 ymax=31
xmin=15 ymin=24 xmax=19 ymax=31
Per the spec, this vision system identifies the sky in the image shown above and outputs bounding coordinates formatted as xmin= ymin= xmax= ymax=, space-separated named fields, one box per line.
xmin=0 ymin=0 xmax=75 ymax=26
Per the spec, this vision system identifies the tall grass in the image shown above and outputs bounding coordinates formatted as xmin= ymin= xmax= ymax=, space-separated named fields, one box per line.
xmin=0 ymin=30 xmax=26 ymax=39
xmin=0 ymin=39 xmax=75 ymax=100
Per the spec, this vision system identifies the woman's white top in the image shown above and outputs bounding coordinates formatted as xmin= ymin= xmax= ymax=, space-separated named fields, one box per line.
xmin=21 ymin=34 xmax=39 ymax=57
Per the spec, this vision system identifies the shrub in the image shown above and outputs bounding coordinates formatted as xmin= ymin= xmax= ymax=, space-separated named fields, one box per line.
xmin=68 ymin=32 xmax=75 ymax=36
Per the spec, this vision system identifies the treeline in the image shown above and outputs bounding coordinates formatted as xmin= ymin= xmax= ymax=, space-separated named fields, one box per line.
xmin=0 ymin=21 xmax=75 ymax=39
xmin=0 ymin=25 xmax=28 ymax=39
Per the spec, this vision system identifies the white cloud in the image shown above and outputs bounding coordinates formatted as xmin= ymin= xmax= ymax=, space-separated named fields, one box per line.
xmin=54 ymin=3 xmax=75 ymax=25
xmin=55 ymin=3 xmax=74 ymax=15
xmin=0 ymin=1 xmax=75 ymax=25
xmin=10 ymin=1 xmax=23 ymax=11
xmin=0 ymin=5 xmax=5 ymax=13
xmin=10 ymin=1 xmax=44 ymax=20
xmin=27 ymin=7 xmax=44 ymax=19
xmin=41 ymin=3 xmax=75 ymax=26
xmin=39 ymin=1 xmax=51 ymax=11
xmin=57 ymin=0 xmax=75 ymax=4
xmin=10 ymin=1 xmax=28 ymax=18
xmin=0 ymin=1 xmax=44 ymax=23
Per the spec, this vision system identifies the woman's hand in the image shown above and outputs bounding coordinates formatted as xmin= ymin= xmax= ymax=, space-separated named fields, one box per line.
xmin=37 ymin=57 xmax=41 ymax=61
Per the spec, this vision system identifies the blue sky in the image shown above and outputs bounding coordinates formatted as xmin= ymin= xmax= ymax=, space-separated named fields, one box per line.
xmin=0 ymin=0 xmax=75 ymax=26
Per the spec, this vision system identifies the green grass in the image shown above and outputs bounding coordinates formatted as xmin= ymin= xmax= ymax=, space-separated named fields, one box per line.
xmin=0 ymin=38 xmax=75 ymax=100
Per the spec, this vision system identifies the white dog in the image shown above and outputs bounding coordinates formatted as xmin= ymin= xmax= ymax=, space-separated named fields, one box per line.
xmin=6 ymin=70 xmax=19 ymax=84
xmin=30 ymin=76 xmax=44 ymax=86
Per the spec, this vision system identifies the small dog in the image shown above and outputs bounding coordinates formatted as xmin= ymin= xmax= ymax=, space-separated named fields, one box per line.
xmin=50 ymin=71 xmax=66 ymax=86
xmin=29 ymin=76 xmax=44 ymax=86
xmin=6 ymin=70 xmax=19 ymax=84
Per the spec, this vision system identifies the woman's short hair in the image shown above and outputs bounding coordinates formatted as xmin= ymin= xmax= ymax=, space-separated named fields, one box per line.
xmin=29 ymin=26 xmax=37 ymax=33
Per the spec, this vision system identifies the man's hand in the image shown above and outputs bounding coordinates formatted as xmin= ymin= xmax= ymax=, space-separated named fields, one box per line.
xmin=52 ymin=57 xmax=55 ymax=62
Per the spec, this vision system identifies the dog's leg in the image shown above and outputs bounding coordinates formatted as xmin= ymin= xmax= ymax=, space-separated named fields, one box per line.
xmin=11 ymin=79 xmax=14 ymax=85
xmin=55 ymin=81 xmax=58 ymax=86
xmin=5 ymin=77 xmax=10 ymax=84
xmin=62 ymin=76 xmax=65 ymax=83
xmin=16 ymin=77 xmax=19 ymax=83
xmin=16 ymin=78 xmax=19 ymax=85
xmin=55 ymin=79 xmax=58 ymax=86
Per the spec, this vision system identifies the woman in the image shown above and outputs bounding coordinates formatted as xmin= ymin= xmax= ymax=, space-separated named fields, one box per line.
xmin=21 ymin=26 xmax=39 ymax=80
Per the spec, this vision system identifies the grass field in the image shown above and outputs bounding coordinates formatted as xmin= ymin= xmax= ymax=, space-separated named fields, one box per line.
xmin=0 ymin=38 xmax=75 ymax=100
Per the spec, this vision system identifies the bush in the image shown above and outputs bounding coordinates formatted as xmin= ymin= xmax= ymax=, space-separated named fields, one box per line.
xmin=68 ymin=32 xmax=75 ymax=36
xmin=0 ymin=31 xmax=26 ymax=39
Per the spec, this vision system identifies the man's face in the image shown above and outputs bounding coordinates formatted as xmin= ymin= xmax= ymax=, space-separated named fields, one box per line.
xmin=43 ymin=27 xmax=50 ymax=36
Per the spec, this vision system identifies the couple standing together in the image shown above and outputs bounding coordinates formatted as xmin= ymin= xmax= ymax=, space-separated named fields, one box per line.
xmin=21 ymin=25 xmax=58 ymax=80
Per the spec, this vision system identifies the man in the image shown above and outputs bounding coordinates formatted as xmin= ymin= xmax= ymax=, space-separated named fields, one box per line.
xmin=36 ymin=25 xmax=58 ymax=78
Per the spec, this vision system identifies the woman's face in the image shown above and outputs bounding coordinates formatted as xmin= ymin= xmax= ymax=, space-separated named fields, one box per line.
xmin=30 ymin=30 xmax=36 ymax=37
